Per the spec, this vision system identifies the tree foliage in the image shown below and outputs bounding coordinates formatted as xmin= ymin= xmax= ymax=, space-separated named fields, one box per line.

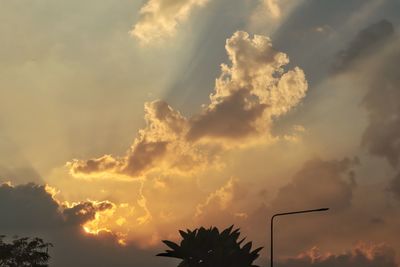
xmin=0 ymin=235 xmax=52 ymax=267
xmin=157 ymin=225 xmax=263 ymax=267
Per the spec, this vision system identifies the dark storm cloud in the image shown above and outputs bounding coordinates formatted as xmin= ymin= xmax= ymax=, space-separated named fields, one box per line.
xmin=279 ymin=244 xmax=398 ymax=267
xmin=0 ymin=183 xmax=113 ymax=231
xmin=0 ymin=183 xmax=61 ymax=230
xmin=332 ymin=19 xmax=394 ymax=73
xmin=0 ymin=183 xmax=169 ymax=267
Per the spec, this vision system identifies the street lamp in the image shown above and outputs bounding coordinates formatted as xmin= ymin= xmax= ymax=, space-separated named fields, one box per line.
xmin=270 ymin=208 xmax=329 ymax=267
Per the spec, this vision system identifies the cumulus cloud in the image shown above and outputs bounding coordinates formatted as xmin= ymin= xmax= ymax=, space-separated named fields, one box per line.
xmin=0 ymin=182 xmax=168 ymax=267
xmin=69 ymin=31 xmax=308 ymax=180
xmin=131 ymin=0 xmax=209 ymax=44
xmin=332 ymin=19 xmax=394 ymax=73
xmin=68 ymin=100 xmax=210 ymax=179
xmin=188 ymin=31 xmax=307 ymax=143
xmin=280 ymin=243 xmax=398 ymax=267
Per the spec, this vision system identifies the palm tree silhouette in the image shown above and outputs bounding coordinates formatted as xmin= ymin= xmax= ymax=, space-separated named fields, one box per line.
xmin=157 ymin=225 xmax=262 ymax=267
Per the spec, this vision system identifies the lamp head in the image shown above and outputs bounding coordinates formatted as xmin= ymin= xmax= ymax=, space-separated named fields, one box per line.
xmin=316 ymin=208 xmax=329 ymax=211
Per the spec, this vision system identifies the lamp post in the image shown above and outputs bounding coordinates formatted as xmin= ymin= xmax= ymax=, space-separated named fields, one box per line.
xmin=270 ymin=208 xmax=329 ymax=267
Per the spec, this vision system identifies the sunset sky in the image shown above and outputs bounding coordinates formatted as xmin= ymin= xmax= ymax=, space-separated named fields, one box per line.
xmin=1 ymin=0 xmax=400 ymax=266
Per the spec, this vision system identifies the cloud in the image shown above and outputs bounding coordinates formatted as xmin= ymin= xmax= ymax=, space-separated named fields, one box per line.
xmin=61 ymin=32 xmax=309 ymax=256
xmin=187 ymin=31 xmax=307 ymax=143
xmin=188 ymin=156 xmax=400 ymax=262
xmin=351 ymin=23 xmax=400 ymax=201
xmin=0 ymin=182 xmax=168 ymax=267
xmin=131 ymin=0 xmax=209 ymax=44
xmin=263 ymin=0 xmax=281 ymax=19
xmin=248 ymin=0 xmax=304 ymax=34
xmin=69 ymin=31 xmax=308 ymax=180
xmin=332 ymin=19 xmax=394 ymax=73
xmin=68 ymin=155 xmax=121 ymax=178
xmin=0 ymin=182 xmax=116 ymax=234
xmin=68 ymin=100 xmax=210 ymax=179
xmin=187 ymin=89 xmax=268 ymax=142
xmin=195 ymin=178 xmax=248 ymax=222
xmin=333 ymin=20 xmax=400 ymax=202
xmin=63 ymin=200 xmax=114 ymax=226
xmin=389 ymin=172 xmax=400 ymax=200
xmin=226 ymin=157 xmax=361 ymax=257
xmin=270 ymin=157 xmax=357 ymax=211
xmin=279 ymin=243 xmax=398 ymax=267
xmin=361 ymin=38 xmax=400 ymax=168
xmin=0 ymin=182 xmax=62 ymax=230
xmin=190 ymin=157 xmax=359 ymax=253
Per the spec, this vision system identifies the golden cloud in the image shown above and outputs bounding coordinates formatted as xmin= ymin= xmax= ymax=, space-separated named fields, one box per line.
xmin=131 ymin=0 xmax=209 ymax=44
xmin=68 ymin=31 xmax=308 ymax=181
xmin=187 ymin=31 xmax=307 ymax=143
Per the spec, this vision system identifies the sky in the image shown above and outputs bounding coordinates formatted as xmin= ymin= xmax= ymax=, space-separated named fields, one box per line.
xmin=1 ymin=0 xmax=400 ymax=266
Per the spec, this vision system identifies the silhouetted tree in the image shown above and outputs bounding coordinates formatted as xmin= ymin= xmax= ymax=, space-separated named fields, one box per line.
xmin=157 ymin=225 xmax=262 ymax=267
xmin=0 ymin=235 xmax=52 ymax=267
